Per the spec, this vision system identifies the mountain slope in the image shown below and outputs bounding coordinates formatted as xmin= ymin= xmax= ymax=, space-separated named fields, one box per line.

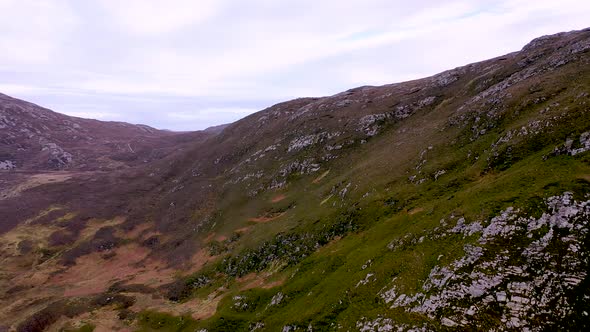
xmin=0 ymin=93 xmax=213 ymax=171
xmin=1 ymin=28 xmax=590 ymax=331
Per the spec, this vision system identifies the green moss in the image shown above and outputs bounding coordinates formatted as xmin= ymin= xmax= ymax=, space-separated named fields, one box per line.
xmin=62 ymin=324 xmax=95 ymax=332
xmin=136 ymin=311 xmax=200 ymax=332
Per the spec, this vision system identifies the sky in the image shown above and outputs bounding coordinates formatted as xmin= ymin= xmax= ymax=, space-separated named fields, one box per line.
xmin=0 ymin=1 xmax=589 ymax=131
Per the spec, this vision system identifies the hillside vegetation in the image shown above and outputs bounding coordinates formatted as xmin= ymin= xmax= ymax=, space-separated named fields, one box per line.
xmin=1 ymin=28 xmax=589 ymax=331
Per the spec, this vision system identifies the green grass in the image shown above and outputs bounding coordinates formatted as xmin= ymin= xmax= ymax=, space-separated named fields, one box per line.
xmin=133 ymin=54 xmax=590 ymax=331
xmin=137 ymin=311 xmax=199 ymax=332
xmin=62 ymin=324 xmax=95 ymax=332
xmin=141 ymin=144 xmax=589 ymax=330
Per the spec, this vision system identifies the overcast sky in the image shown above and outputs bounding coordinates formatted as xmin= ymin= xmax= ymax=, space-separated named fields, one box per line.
xmin=1 ymin=0 xmax=589 ymax=131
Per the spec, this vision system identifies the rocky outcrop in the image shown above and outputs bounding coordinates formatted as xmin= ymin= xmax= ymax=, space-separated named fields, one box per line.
xmin=0 ymin=160 xmax=16 ymax=170
xmin=380 ymin=193 xmax=590 ymax=330
xmin=553 ymin=131 xmax=590 ymax=156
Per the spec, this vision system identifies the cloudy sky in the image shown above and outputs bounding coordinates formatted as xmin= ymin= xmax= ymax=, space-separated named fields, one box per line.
xmin=1 ymin=0 xmax=589 ymax=131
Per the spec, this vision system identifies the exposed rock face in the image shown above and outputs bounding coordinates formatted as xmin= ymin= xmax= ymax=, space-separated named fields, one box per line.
xmin=269 ymin=292 xmax=284 ymax=306
xmin=356 ymin=317 xmax=429 ymax=332
xmin=41 ymin=142 xmax=73 ymax=168
xmin=380 ymin=193 xmax=590 ymax=331
xmin=553 ymin=131 xmax=590 ymax=156
xmin=0 ymin=160 xmax=16 ymax=170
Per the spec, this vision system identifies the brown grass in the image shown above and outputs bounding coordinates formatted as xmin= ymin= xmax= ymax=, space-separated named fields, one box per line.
xmin=407 ymin=207 xmax=424 ymax=215
xmin=235 ymin=226 xmax=251 ymax=234
xmin=129 ymin=288 xmax=223 ymax=320
xmin=48 ymin=307 xmax=133 ymax=332
xmin=204 ymin=232 xmax=215 ymax=242
xmin=50 ymin=244 xmax=150 ymax=297
xmin=270 ymin=194 xmax=287 ymax=203
xmin=0 ymin=172 xmax=75 ymax=200
xmin=312 ymin=170 xmax=330 ymax=184
xmin=186 ymin=248 xmax=217 ymax=274
xmin=247 ymin=212 xmax=286 ymax=223
xmin=320 ymin=194 xmax=333 ymax=206
xmin=0 ymin=221 xmax=60 ymax=256
xmin=237 ymin=272 xmax=286 ymax=291
xmin=215 ymin=235 xmax=228 ymax=242
xmin=123 ymin=222 xmax=155 ymax=240
xmin=79 ymin=217 xmax=125 ymax=241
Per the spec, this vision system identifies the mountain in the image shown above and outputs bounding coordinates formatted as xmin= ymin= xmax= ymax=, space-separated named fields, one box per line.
xmin=0 ymin=93 xmax=215 ymax=171
xmin=1 ymin=28 xmax=590 ymax=331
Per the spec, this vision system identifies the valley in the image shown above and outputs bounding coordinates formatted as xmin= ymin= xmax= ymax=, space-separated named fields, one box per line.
xmin=1 ymin=28 xmax=590 ymax=331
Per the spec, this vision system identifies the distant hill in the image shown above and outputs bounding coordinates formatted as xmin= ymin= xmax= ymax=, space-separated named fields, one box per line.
xmin=1 ymin=28 xmax=589 ymax=331
xmin=0 ymin=93 xmax=219 ymax=170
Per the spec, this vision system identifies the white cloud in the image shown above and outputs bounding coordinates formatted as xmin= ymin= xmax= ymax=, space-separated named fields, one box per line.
xmin=0 ymin=0 xmax=79 ymax=67
xmin=0 ymin=0 xmax=589 ymax=130
xmin=167 ymin=107 xmax=256 ymax=120
xmin=0 ymin=84 xmax=47 ymax=95
xmin=60 ymin=109 xmax=121 ymax=120
xmin=96 ymin=0 xmax=223 ymax=35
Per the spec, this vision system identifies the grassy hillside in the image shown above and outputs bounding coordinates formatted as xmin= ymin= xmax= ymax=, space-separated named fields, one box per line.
xmin=1 ymin=28 xmax=589 ymax=331
xmin=133 ymin=28 xmax=590 ymax=331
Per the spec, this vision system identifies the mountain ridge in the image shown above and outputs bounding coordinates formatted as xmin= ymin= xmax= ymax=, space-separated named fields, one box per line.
xmin=1 ymin=28 xmax=590 ymax=331
xmin=0 ymin=92 xmax=231 ymax=171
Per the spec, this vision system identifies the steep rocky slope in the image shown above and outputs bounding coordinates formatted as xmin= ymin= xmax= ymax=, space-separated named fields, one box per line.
xmin=1 ymin=28 xmax=590 ymax=331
